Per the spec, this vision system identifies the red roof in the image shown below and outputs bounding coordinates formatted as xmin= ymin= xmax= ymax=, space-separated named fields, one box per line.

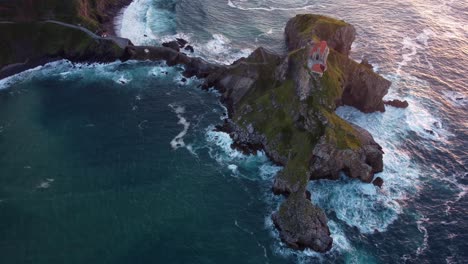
xmin=311 ymin=64 xmax=325 ymax=73
xmin=310 ymin=41 xmax=328 ymax=55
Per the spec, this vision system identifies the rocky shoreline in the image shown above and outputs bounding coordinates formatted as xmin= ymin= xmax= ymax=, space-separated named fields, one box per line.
xmin=0 ymin=1 xmax=396 ymax=253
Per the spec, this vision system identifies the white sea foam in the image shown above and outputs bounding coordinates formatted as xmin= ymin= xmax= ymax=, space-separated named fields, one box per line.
xmin=228 ymin=164 xmax=238 ymax=173
xmin=443 ymin=91 xmax=467 ymax=107
xmin=396 ymin=28 xmax=434 ymax=75
xmin=416 ymin=217 xmax=430 ymax=256
xmin=118 ymin=0 xmax=253 ymax=65
xmin=0 ymin=65 xmax=47 ymax=90
xmin=227 ymin=0 xmax=315 ymax=12
xmin=37 ymin=178 xmax=54 ymax=189
xmin=204 ymin=127 xmax=281 ymax=180
xmin=307 ymin=105 xmax=422 ymax=234
xmin=194 ymin=34 xmax=253 ymax=65
xmin=116 ymin=75 xmax=132 ymax=85
xmin=169 ymin=104 xmax=190 ymax=150
xmin=205 ymin=128 xmax=245 ymax=161
xmin=118 ymin=0 xmax=154 ymax=45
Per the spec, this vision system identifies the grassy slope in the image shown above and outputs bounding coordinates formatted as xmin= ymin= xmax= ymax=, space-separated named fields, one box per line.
xmin=294 ymin=14 xmax=347 ymax=41
xmin=0 ymin=22 xmax=124 ymax=68
xmin=0 ymin=0 xmax=123 ymax=31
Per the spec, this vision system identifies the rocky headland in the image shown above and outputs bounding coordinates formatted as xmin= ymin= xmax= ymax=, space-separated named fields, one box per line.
xmin=0 ymin=1 xmax=393 ymax=253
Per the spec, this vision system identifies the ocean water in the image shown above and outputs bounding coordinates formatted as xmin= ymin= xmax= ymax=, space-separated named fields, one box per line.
xmin=1 ymin=0 xmax=467 ymax=263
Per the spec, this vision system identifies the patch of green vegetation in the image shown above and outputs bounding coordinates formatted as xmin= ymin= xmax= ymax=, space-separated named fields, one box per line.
xmin=0 ymin=22 xmax=123 ymax=68
xmin=0 ymin=0 xmax=120 ymax=31
xmin=305 ymin=50 xmax=345 ymax=111
xmin=293 ymin=14 xmax=348 ymax=41
xmin=323 ymin=111 xmax=361 ymax=150
xmin=235 ymin=79 xmax=324 ymax=190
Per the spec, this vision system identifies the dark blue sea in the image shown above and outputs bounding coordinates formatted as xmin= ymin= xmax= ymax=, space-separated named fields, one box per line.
xmin=0 ymin=0 xmax=467 ymax=263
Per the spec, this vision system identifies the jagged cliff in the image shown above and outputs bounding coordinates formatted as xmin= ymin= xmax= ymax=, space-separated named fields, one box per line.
xmin=0 ymin=3 xmax=391 ymax=252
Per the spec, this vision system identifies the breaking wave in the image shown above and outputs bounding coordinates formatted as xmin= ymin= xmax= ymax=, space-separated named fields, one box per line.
xmin=117 ymin=0 xmax=253 ymax=65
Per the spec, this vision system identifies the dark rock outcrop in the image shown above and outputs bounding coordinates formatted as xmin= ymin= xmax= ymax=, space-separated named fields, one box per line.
xmin=176 ymin=38 xmax=188 ymax=48
xmin=373 ymin=177 xmax=384 ymax=188
xmin=0 ymin=0 xmax=134 ymax=34
xmin=184 ymin=45 xmax=195 ymax=53
xmin=339 ymin=57 xmax=391 ymax=113
xmin=272 ymin=194 xmax=332 ymax=252
xmin=384 ymin=99 xmax=409 ymax=109
xmin=162 ymin=41 xmax=181 ymax=52
xmin=0 ymin=21 xmax=128 ymax=79
xmin=0 ymin=21 xmax=220 ymax=80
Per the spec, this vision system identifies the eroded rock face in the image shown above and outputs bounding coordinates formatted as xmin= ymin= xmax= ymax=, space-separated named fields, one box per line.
xmin=339 ymin=60 xmax=391 ymax=113
xmin=309 ymin=126 xmax=384 ymax=183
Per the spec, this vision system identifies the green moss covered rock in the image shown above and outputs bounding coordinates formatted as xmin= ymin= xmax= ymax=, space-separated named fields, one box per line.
xmin=0 ymin=21 xmax=126 ymax=77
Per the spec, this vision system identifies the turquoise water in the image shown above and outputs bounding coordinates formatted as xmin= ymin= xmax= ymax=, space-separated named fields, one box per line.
xmin=0 ymin=61 xmax=284 ymax=263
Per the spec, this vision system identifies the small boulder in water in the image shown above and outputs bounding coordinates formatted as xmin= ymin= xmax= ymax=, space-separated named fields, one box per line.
xmin=162 ymin=41 xmax=180 ymax=52
xmin=373 ymin=177 xmax=384 ymax=188
xmin=424 ymin=129 xmax=435 ymax=135
xmin=184 ymin=45 xmax=194 ymax=53
xmin=181 ymin=78 xmax=187 ymax=83
xmin=384 ymin=99 xmax=409 ymax=109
